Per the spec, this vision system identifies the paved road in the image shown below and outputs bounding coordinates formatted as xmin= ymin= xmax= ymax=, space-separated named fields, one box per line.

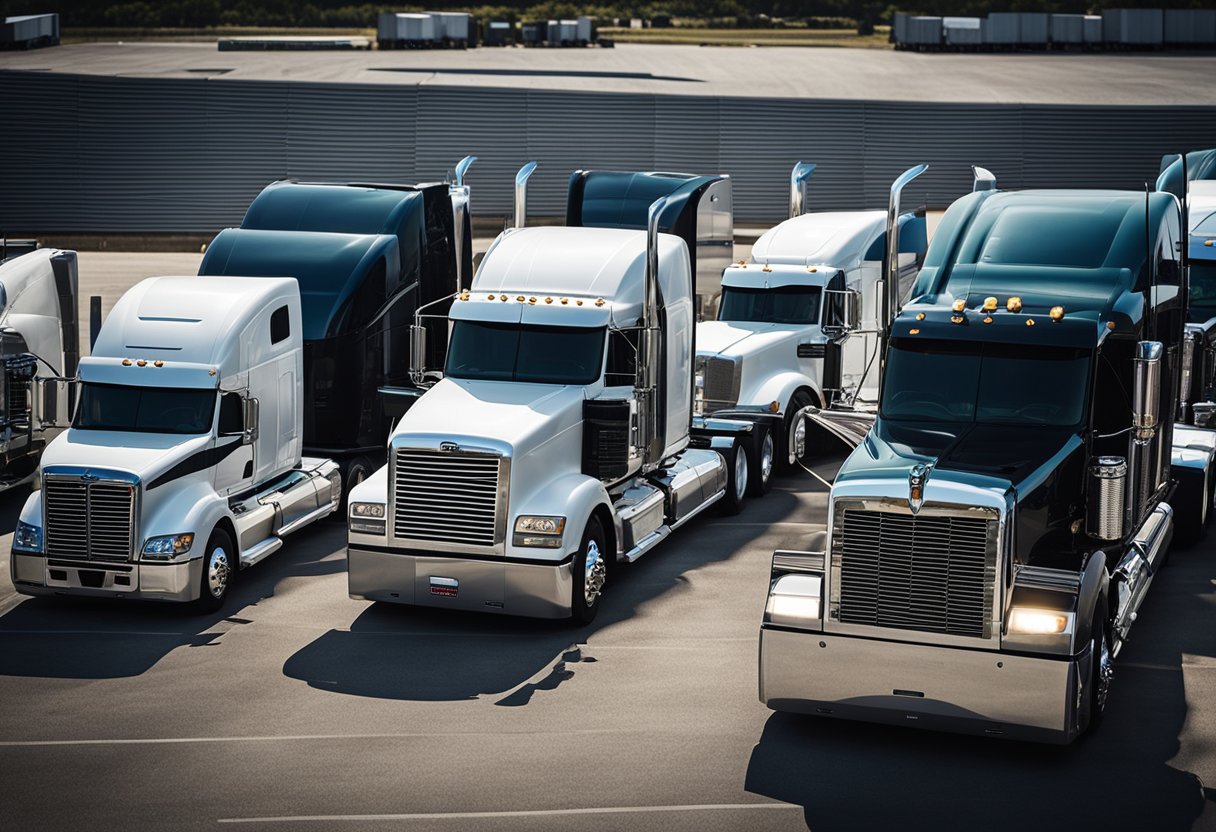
xmin=1 ymin=452 xmax=1215 ymax=831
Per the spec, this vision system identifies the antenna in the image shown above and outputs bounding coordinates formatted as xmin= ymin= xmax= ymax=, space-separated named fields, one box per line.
xmin=1145 ymin=181 xmax=1155 ymax=337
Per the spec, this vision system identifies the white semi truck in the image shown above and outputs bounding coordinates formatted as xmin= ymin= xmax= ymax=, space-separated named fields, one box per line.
xmin=695 ymin=163 xmax=929 ymax=473
xmin=0 ymin=247 xmax=80 ymax=491
xmin=347 ymin=166 xmax=766 ymax=623
xmin=10 ymin=276 xmax=340 ymax=612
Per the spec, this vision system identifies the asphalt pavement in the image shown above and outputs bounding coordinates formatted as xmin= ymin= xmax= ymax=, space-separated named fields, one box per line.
xmin=1 ymin=452 xmax=1215 ymax=831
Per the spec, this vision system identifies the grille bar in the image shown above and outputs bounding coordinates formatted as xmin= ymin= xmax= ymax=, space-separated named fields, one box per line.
xmin=392 ymin=450 xmax=504 ymax=548
xmin=44 ymin=478 xmax=136 ymax=562
xmin=836 ymin=508 xmax=993 ymax=639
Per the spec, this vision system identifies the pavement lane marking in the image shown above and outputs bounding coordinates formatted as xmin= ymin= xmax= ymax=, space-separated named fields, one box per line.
xmin=0 ymin=728 xmax=656 ymax=748
xmin=217 ymin=803 xmax=799 ymax=824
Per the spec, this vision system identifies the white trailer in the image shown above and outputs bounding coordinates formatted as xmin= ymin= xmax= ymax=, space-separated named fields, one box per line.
xmin=11 ymin=277 xmax=340 ymax=612
xmin=347 ymin=165 xmax=765 ymax=623
xmin=695 ymin=163 xmax=928 ymax=469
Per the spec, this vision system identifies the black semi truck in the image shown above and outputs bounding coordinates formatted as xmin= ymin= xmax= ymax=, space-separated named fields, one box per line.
xmin=200 ymin=159 xmax=475 ymax=489
xmin=759 ymin=184 xmax=1216 ymax=743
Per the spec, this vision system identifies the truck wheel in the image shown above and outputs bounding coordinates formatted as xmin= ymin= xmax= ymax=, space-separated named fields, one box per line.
xmin=192 ymin=528 xmax=236 ymax=615
xmin=718 ymin=442 xmax=748 ymax=516
xmin=570 ymin=516 xmax=607 ymax=625
xmin=1086 ymin=611 xmax=1114 ymax=734
xmin=781 ymin=390 xmax=818 ymax=471
xmin=746 ymin=425 xmax=774 ymax=497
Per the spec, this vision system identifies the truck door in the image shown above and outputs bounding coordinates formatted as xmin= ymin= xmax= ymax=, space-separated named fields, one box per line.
xmin=214 ymin=391 xmax=254 ymax=496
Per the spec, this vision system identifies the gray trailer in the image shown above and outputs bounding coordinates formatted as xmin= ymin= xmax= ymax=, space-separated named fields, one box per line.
xmin=1103 ymin=8 xmax=1163 ymax=47
xmin=0 ymin=13 xmax=58 ymax=50
xmin=1164 ymin=9 xmax=1216 ymax=47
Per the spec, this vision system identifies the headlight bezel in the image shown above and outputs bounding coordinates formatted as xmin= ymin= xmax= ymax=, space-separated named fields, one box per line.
xmin=141 ymin=532 xmax=196 ymax=562
xmin=764 ymin=572 xmax=824 ymax=630
xmin=513 ymin=515 xmax=566 ymax=548
xmin=13 ymin=520 xmax=42 ymax=553
xmin=348 ymin=502 xmax=387 ymax=535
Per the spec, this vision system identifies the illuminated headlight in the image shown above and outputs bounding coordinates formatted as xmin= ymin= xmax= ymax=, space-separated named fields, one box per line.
xmin=13 ymin=520 xmax=42 ymax=553
xmin=764 ymin=573 xmax=823 ymax=630
xmin=142 ymin=533 xmax=195 ymax=562
xmin=1008 ymin=607 xmax=1074 ymax=635
xmin=513 ymin=515 xmax=566 ymax=548
xmin=349 ymin=503 xmax=387 ymax=535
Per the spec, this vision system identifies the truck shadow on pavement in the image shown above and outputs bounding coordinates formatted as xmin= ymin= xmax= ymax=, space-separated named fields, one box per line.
xmin=0 ymin=522 xmax=347 ymax=679
xmin=280 ymin=478 xmax=816 ymax=703
xmin=745 ymin=538 xmax=1216 ymax=831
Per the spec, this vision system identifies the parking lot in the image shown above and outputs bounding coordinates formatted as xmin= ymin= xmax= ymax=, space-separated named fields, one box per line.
xmin=0 ymin=252 xmax=1214 ymax=830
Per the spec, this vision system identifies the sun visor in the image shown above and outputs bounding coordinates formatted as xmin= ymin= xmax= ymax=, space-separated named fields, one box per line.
xmin=79 ymin=356 xmax=221 ymax=389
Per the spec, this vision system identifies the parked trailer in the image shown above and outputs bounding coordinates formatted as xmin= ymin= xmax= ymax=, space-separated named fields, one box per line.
xmin=1084 ymin=15 xmax=1104 ymax=46
xmin=943 ymin=17 xmax=982 ymax=49
xmin=347 ymin=165 xmax=769 ymax=623
xmin=1051 ymin=14 xmax=1086 ymax=47
xmin=1103 ymin=8 xmax=1163 ymax=47
xmin=1164 ymin=9 xmax=1216 ymax=47
xmin=483 ymin=21 xmax=514 ymax=46
xmin=0 ymin=13 xmax=58 ymax=50
xmin=11 ymin=277 xmax=341 ymax=613
xmin=378 ymin=13 xmax=438 ymax=49
xmin=199 ymin=159 xmax=476 ymax=492
xmin=760 ymin=184 xmax=1216 ymax=744
xmin=521 ymin=20 xmax=547 ymax=46
xmin=427 ymin=11 xmax=475 ymax=48
xmin=903 ymin=16 xmax=942 ymax=51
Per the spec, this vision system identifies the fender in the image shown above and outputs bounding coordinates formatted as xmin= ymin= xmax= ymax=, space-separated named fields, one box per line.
xmin=508 ymin=472 xmax=612 ymax=564
xmin=142 ymin=478 xmax=234 ymax=560
xmin=1073 ymin=550 xmax=1110 ymax=653
xmin=18 ymin=488 xmax=42 ymax=528
xmin=742 ymin=371 xmax=823 ymax=415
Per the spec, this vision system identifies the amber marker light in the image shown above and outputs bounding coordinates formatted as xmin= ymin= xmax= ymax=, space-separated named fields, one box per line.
xmin=982 ymin=297 xmax=997 ymax=312
xmin=952 ymin=298 xmax=967 ymax=313
xmin=545 ymin=297 xmax=553 ymax=304
xmin=983 ymin=316 xmax=993 ymax=324
xmin=576 ymin=300 xmax=584 ymax=306
xmin=458 ymin=291 xmax=470 ymax=301
xmin=769 ymin=401 xmax=780 ymax=413
xmin=915 ymin=312 xmax=925 ymax=321
xmin=560 ymin=297 xmax=569 ymax=305
xmin=1206 ymin=239 xmax=1214 ymax=247
xmin=528 ymin=296 xmax=537 ymax=305
xmin=499 ymin=294 xmax=507 ymax=302
xmin=1026 ymin=319 xmax=1036 ymax=327
xmin=121 ymin=358 xmax=132 ymax=366
xmin=1007 ymin=296 xmax=1023 ymax=312
xmin=487 ymin=293 xmax=495 ymax=301
xmin=595 ymin=298 xmax=606 ymax=307
xmin=1050 ymin=306 xmax=1065 ymax=321
xmin=1107 ymin=321 xmax=1116 ymax=331
xmin=951 ymin=315 xmax=965 ymax=324
xmin=516 ymin=295 xmax=525 ymax=303
xmin=153 ymin=360 xmax=164 ymax=367
xmin=909 ymin=328 xmax=921 ymax=335
xmin=136 ymin=359 xmax=147 ymax=367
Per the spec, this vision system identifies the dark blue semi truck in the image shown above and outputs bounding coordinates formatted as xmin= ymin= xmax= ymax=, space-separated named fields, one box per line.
xmin=200 ymin=161 xmax=474 ymax=490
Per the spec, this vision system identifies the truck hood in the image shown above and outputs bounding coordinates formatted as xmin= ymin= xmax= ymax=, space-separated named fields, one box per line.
xmin=696 ymin=320 xmax=799 ymax=358
xmin=838 ymin=418 xmax=1085 ymax=501
xmin=397 ymin=377 xmax=586 ymax=457
xmin=43 ymin=430 xmax=215 ymax=483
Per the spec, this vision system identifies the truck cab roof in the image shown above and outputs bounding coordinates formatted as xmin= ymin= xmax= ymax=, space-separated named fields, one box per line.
xmin=458 ymin=226 xmax=690 ymax=328
xmin=84 ymin=276 xmax=300 ymax=388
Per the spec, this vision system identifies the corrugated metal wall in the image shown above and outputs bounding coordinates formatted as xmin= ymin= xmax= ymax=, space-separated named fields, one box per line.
xmin=3 ymin=70 xmax=1215 ymax=232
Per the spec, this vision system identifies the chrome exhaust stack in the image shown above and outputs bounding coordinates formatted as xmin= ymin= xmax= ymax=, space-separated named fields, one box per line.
xmin=879 ymin=164 xmax=928 ymax=378
xmin=449 ymin=155 xmax=476 ymax=290
xmin=788 ymin=162 xmax=817 ymax=219
xmin=637 ymin=195 xmax=669 ymax=470
xmin=514 ymin=161 xmax=537 ymax=229
xmin=1130 ymin=340 xmax=1164 ymax=524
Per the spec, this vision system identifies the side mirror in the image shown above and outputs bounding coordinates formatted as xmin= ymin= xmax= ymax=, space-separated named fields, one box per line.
xmin=822 ymin=288 xmax=859 ymax=336
xmin=243 ymin=397 xmax=259 ymax=445
xmin=31 ymin=377 xmax=77 ymax=429
xmin=409 ymin=323 xmax=428 ymax=386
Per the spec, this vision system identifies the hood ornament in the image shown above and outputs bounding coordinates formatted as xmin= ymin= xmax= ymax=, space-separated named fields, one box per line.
xmin=81 ymin=471 xmax=99 ymax=483
xmin=908 ymin=463 xmax=931 ymax=514
xmin=438 ymin=441 xmax=460 ymax=453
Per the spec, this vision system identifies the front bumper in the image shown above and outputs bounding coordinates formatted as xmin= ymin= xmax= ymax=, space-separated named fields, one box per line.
xmin=11 ymin=552 xmax=201 ymax=603
xmin=759 ymin=628 xmax=1087 ymax=744
xmin=348 ymin=544 xmax=574 ymax=619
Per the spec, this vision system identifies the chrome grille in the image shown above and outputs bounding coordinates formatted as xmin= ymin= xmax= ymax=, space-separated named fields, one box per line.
xmin=835 ymin=508 xmax=994 ymax=638
xmin=44 ymin=477 xmax=136 ymax=562
xmin=392 ymin=450 xmax=504 ymax=547
xmin=696 ymin=355 xmax=740 ymax=412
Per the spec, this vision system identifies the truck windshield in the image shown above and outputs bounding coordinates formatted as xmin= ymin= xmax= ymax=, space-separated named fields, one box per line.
xmin=447 ymin=321 xmax=605 ymax=385
xmin=881 ymin=339 xmax=1090 ymax=427
xmin=718 ymin=286 xmax=821 ymax=325
xmin=1191 ymin=262 xmax=1216 ymax=324
xmin=74 ymin=383 xmax=217 ymax=435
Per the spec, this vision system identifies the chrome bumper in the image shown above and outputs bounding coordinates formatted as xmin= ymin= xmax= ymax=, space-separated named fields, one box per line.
xmin=347 ymin=544 xmax=574 ymax=619
xmin=11 ymin=552 xmax=201 ymax=603
xmin=759 ymin=628 xmax=1086 ymax=744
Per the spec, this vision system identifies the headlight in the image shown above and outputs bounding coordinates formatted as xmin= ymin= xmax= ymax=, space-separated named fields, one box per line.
xmin=13 ymin=520 xmax=42 ymax=553
xmin=514 ymin=515 xmax=566 ymax=548
xmin=1008 ymin=607 xmax=1074 ymax=635
xmin=142 ymin=533 xmax=195 ymax=562
xmin=348 ymin=503 xmax=387 ymax=535
xmin=764 ymin=573 xmax=823 ymax=630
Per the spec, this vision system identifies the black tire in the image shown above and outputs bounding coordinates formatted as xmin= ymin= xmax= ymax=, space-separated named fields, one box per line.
xmin=1085 ymin=609 xmax=1114 ymax=734
xmin=192 ymin=527 xmax=236 ymax=615
xmin=338 ymin=455 xmax=378 ymax=513
xmin=718 ymin=441 xmax=748 ymax=516
xmin=570 ymin=516 xmax=607 ymax=625
xmin=781 ymin=389 xmax=819 ymax=472
xmin=1173 ymin=466 xmax=1211 ymax=548
xmin=746 ymin=425 xmax=775 ymax=498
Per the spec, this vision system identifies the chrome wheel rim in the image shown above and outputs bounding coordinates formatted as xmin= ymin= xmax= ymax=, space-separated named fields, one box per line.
xmin=583 ymin=539 xmax=606 ymax=608
xmin=792 ymin=417 xmax=807 ymax=460
xmin=207 ymin=546 xmax=231 ymax=599
xmin=760 ymin=433 xmax=774 ymax=485
xmin=734 ymin=447 xmax=749 ymax=500
xmin=1095 ymin=628 xmax=1113 ymax=713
